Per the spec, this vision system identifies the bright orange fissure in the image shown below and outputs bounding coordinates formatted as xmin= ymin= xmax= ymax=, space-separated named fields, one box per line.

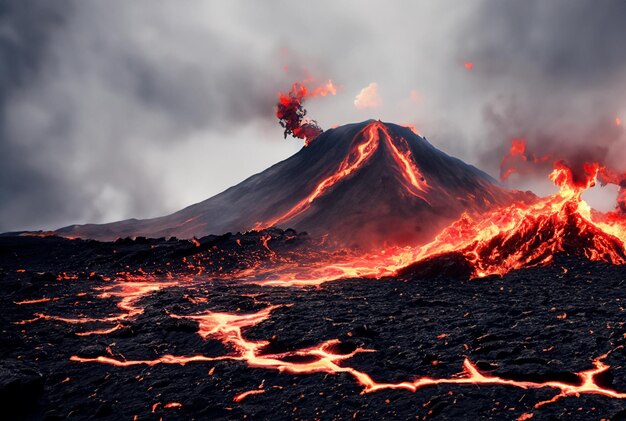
xmin=70 ymin=305 xmax=626 ymax=409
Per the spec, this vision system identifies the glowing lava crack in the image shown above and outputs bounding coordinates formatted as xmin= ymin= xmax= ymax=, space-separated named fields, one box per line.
xmin=70 ymin=305 xmax=626 ymax=409
xmin=16 ymin=280 xmax=177 ymax=335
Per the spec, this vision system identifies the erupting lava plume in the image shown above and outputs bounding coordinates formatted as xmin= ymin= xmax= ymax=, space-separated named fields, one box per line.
xmin=276 ymin=80 xmax=336 ymax=145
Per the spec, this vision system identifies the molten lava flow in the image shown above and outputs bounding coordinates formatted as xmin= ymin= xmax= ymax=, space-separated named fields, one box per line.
xmin=276 ymin=80 xmax=336 ymax=145
xmin=242 ymin=155 xmax=626 ymax=285
xmin=415 ymin=161 xmax=626 ymax=277
xmin=259 ymin=121 xmax=429 ymax=229
xmin=380 ymin=123 xmax=429 ymax=200
xmin=16 ymin=281 xmax=177 ymax=335
xmin=260 ymin=122 xmax=382 ymax=228
xmin=72 ymin=305 xmax=626 ymax=409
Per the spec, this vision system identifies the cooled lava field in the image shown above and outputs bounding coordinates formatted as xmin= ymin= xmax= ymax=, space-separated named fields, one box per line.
xmin=2 ymin=232 xmax=626 ymax=420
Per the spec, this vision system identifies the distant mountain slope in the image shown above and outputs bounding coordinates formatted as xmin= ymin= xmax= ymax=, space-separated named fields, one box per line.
xmin=57 ymin=120 xmax=533 ymax=247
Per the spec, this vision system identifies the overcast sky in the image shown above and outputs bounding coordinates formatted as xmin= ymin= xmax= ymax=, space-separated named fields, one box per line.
xmin=1 ymin=0 xmax=625 ymax=232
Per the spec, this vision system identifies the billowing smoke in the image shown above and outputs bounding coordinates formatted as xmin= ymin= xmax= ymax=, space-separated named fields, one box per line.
xmin=499 ymin=136 xmax=626 ymax=212
xmin=459 ymin=1 xmax=626 ymax=211
xmin=598 ymin=168 xmax=626 ymax=213
xmin=276 ymin=81 xmax=336 ymax=146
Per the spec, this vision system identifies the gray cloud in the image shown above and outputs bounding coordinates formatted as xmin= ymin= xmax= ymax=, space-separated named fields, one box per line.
xmin=458 ymin=1 xmax=626 ymax=181
xmin=1 ymin=0 xmax=625 ymax=231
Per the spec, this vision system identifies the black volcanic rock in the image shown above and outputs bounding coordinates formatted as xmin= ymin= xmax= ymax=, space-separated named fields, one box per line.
xmin=57 ymin=120 xmax=532 ymax=248
xmin=2 ymin=238 xmax=626 ymax=420
xmin=0 ymin=360 xmax=44 ymax=416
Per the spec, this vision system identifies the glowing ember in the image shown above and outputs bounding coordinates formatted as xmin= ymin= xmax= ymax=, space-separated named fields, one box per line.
xmin=15 ymin=297 xmax=53 ymax=305
xmin=500 ymin=138 xmax=551 ymax=180
xmin=233 ymin=390 xmax=265 ymax=402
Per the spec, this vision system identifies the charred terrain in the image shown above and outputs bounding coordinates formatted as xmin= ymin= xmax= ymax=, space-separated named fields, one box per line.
xmin=4 ymin=119 xmax=626 ymax=420
xmin=2 ymin=233 xmax=626 ymax=420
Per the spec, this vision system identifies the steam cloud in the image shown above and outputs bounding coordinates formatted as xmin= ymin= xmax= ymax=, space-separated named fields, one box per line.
xmin=354 ymin=83 xmax=382 ymax=110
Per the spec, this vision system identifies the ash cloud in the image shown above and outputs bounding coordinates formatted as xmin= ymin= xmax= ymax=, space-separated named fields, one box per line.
xmin=0 ymin=1 xmax=288 ymax=231
xmin=459 ymin=1 xmax=626 ymax=186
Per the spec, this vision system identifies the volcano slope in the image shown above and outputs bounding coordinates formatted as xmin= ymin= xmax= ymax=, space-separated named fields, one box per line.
xmin=56 ymin=120 xmax=531 ymax=248
xmin=3 ymin=233 xmax=626 ymax=421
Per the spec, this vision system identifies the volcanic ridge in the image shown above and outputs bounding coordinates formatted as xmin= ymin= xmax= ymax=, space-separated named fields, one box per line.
xmin=56 ymin=120 xmax=531 ymax=248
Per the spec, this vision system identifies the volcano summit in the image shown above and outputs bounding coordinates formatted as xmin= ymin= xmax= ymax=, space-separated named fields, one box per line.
xmin=58 ymin=120 xmax=530 ymax=247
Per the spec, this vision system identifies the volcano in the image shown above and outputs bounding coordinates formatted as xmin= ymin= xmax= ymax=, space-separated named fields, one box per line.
xmin=57 ymin=120 xmax=531 ymax=247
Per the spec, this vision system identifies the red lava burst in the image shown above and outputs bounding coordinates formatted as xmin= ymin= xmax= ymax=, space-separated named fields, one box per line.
xmin=276 ymin=80 xmax=336 ymax=146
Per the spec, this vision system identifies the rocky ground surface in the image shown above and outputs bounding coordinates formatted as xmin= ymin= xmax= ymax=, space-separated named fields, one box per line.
xmin=2 ymin=233 xmax=626 ymax=420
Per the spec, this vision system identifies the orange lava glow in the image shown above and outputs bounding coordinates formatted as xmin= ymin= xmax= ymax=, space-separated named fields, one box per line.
xmin=14 ymin=297 xmax=54 ymax=305
xmin=16 ymin=281 xmax=177 ymax=334
xmin=71 ymin=306 xmax=626 ymax=409
xmin=403 ymin=124 xmax=419 ymax=135
xmin=233 ymin=389 xmax=266 ymax=402
xmin=500 ymin=138 xmax=551 ymax=180
xmin=411 ymin=161 xmax=626 ymax=277
xmin=241 ymin=155 xmax=626 ymax=285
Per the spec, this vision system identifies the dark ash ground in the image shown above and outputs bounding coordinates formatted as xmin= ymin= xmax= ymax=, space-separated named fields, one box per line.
xmin=2 ymin=233 xmax=626 ymax=420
